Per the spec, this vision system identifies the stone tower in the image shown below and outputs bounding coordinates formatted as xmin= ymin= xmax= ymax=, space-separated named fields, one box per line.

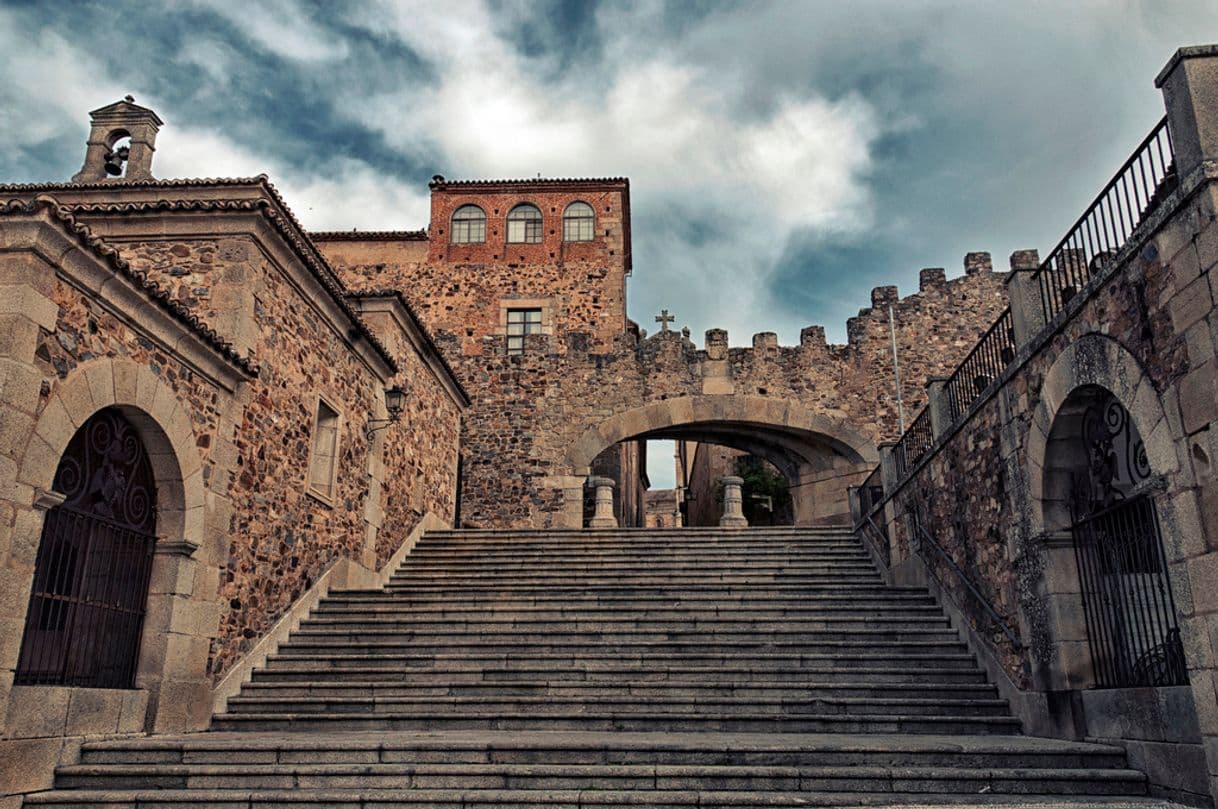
xmin=71 ymin=95 xmax=163 ymax=182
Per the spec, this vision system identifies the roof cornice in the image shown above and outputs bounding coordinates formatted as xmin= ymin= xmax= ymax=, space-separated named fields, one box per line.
xmin=0 ymin=196 xmax=258 ymax=380
xmin=61 ymin=194 xmax=400 ymax=376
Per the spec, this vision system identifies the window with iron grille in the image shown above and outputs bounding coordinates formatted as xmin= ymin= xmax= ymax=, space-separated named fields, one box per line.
xmin=506 ymin=308 xmax=543 ymax=355
xmin=563 ymin=201 xmax=595 ymax=242
xmin=506 ymin=204 xmax=542 ymax=243
xmin=451 ymin=205 xmax=486 ymax=244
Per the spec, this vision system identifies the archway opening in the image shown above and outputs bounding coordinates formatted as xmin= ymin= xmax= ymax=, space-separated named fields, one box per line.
xmin=1042 ymin=385 xmax=1186 ymax=689
xmin=16 ymin=407 xmax=158 ymax=689
xmin=579 ymin=413 xmax=872 ymax=529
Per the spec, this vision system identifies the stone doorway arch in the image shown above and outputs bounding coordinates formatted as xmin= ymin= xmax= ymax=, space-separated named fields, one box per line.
xmin=562 ymin=395 xmax=879 ymax=528
xmin=8 ymin=358 xmax=215 ymax=733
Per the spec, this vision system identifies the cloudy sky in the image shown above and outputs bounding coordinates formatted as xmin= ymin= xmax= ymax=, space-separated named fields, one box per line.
xmin=0 ymin=1 xmax=1211 ymax=489
xmin=0 ymin=0 xmax=1211 ymax=347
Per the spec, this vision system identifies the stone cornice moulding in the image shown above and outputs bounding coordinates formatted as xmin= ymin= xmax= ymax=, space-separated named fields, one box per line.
xmin=0 ymin=201 xmax=256 ymax=391
xmin=348 ymin=292 xmax=471 ymax=409
xmin=65 ymin=199 xmax=400 ymax=383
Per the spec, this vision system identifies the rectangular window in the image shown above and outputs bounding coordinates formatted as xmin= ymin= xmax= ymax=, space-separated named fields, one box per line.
xmin=506 ymin=217 xmax=542 ymax=244
xmin=452 ymin=218 xmax=485 ymax=244
xmin=506 ymin=308 xmax=543 ymax=355
xmin=309 ymin=399 xmax=340 ymax=500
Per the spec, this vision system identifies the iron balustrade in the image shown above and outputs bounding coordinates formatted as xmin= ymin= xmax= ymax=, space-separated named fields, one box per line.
xmin=895 ymin=407 xmax=934 ymax=475
xmin=856 ymin=465 xmax=885 ymax=517
xmin=1035 ymin=117 xmax=1175 ymax=321
xmin=1072 ymin=493 xmax=1187 ymax=688
xmin=15 ymin=505 xmax=156 ymax=688
xmin=943 ymin=308 xmax=1017 ymax=424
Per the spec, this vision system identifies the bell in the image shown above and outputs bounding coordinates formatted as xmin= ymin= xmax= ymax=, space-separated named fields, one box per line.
xmin=103 ymin=146 xmax=130 ymax=176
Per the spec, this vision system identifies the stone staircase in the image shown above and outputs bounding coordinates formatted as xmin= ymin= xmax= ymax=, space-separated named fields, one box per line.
xmin=25 ymin=527 xmax=1155 ymax=807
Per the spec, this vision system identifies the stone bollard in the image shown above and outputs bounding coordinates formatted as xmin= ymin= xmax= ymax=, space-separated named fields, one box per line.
xmin=719 ymin=476 xmax=748 ymax=528
xmin=588 ymin=476 xmax=618 ymax=528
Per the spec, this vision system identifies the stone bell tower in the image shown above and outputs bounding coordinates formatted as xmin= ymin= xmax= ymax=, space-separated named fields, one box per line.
xmin=71 ymin=95 xmax=163 ymax=183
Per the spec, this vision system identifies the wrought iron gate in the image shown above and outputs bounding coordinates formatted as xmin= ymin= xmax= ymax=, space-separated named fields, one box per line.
xmin=15 ymin=408 xmax=158 ymax=688
xmin=1069 ymin=390 xmax=1186 ymax=688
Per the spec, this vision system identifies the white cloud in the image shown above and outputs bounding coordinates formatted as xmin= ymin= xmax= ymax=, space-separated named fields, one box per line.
xmin=337 ymin=0 xmax=883 ymax=345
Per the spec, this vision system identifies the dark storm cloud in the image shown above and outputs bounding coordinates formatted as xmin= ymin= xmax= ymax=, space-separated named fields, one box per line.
xmin=1 ymin=0 xmax=1215 ymax=344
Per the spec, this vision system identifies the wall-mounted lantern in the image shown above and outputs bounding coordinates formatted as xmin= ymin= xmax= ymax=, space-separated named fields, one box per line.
xmin=366 ymin=385 xmax=406 ymax=440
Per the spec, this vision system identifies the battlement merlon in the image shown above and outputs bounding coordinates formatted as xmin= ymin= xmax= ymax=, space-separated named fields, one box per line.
xmin=685 ymin=250 xmax=1018 ymax=357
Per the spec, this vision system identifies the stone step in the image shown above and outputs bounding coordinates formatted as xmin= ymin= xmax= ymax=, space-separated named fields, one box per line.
xmin=284 ymin=626 xmax=961 ymax=644
xmin=391 ymin=564 xmax=879 ymax=575
xmin=209 ymin=710 xmax=1024 ymax=734
xmin=377 ymin=583 xmax=906 ymax=595
xmin=321 ymin=592 xmax=937 ymax=608
xmin=262 ymin=651 xmax=983 ymax=671
xmin=389 ymin=569 xmax=881 ymax=579
xmin=299 ymin=616 xmax=953 ymax=632
xmin=24 ymin=788 xmax=1165 ymax=807
xmin=74 ymin=731 xmax=1132 ymax=770
xmin=403 ymin=551 xmax=873 ymax=563
xmin=221 ymin=694 xmax=1012 ymax=718
xmin=51 ymin=762 xmax=1145 ymax=795
xmin=235 ymin=681 xmax=1001 ymax=700
xmin=272 ymin=640 xmax=971 ymax=658
xmin=251 ymin=665 xmax=991 ymax=685
xmin=309 ymin=605 xmax=948 ymax=620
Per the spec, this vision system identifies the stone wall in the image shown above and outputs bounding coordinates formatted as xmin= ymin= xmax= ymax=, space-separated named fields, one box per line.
xmin=323 ymin=215 xmax=1013 ymax=528
xmin=0 ymin=184 xmax=466 ymax=801
xmin=867 ymin=47 xmax=1218 ymax=805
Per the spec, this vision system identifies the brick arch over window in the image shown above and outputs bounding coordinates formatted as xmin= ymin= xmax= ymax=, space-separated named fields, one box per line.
xmin=11 ymin=357 xmax=215 ymax=730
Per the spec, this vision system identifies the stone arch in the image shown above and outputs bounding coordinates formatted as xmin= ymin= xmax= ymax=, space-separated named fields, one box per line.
xmin=566 ymin=395 xmax=879 ymax=472
xmin=1026 ymin=333 xmax=1176 ymax=537
xmin=12 ymin=357 xmax=213 ymax=730
xmin=563 ymin=395 xmax=879 ymax=527
xmin=1024 ymin=333 xmax=1188 ymax=692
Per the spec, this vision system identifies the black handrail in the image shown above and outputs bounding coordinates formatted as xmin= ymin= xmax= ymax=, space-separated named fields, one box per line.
xmin=906 ymin=508 xmax=1022 ymax=650
xmin=1033 ymin=117 xmax=1174 ymax=321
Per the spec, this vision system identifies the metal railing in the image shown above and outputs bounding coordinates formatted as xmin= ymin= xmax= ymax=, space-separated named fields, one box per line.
xmin=1073 ymin=494 xmax=1187 ymax=688
xmin=856 ymin=465 xmax=884 ymax=516
xmin=899 ymin=495 xmax=1022 ymax=650
xmin=15 ymin=506 xmax=156 ymax=688
xmin=943 ymin=308 xmax=1017 ymax=423
xmin=1035 ymin=117 xmax=1175 ymax=321
xmin=895 ymin=407 xmax=933 ymax=476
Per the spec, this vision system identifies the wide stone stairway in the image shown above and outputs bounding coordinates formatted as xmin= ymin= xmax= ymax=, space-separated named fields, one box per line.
xmin=26 ymin=527 xmax=1157 ymax=807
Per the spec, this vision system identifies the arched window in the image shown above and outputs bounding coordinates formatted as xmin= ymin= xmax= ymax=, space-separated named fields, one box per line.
xmin=16 ymin=408 xmax=157 ymax=688
xmin=451 ymin=205 xmax=486 ymax=244
xmin=507 ymin=204 xmax=543 ymax=243
xmin=563 ymin=201 xmax=595 ymax=242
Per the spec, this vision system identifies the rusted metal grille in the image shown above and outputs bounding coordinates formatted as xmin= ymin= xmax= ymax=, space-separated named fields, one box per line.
xmin=16 ymin=408 xmax=157 ymax=688
xmin=943 ymin=308 xmax=1017 ymax=423
xmin=1035 ymin=117 xmax=1175 ymax=321
xmin=1073 ymin=495 xmax=1186 ymax=688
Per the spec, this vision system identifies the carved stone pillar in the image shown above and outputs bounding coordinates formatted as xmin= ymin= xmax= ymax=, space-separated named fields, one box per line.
xmin=588 ymin=476 xmax=617 ymax=528
xmin=719 ymin=476 xmax=748 ymax=528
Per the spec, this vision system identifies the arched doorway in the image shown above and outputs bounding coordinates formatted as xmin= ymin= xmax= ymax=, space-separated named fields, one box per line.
xmin=565 ymin=396 xmax=879 ymax=528
xmin=15 ymin=407 xmax=158 ymax=688
xmin=1043 ymin=385 xmax=1186 ymax=688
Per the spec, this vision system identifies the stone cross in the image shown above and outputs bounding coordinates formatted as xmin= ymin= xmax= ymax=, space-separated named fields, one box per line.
xmin=655 ymin=310 xmax=675 ymax=332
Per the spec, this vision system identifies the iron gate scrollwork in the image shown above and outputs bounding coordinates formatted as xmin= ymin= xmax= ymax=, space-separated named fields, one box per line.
xmin=15 ymin=407 xmax=158 ymax=688
xmin=1069 ymin=390 xmax=1186 ymax=688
